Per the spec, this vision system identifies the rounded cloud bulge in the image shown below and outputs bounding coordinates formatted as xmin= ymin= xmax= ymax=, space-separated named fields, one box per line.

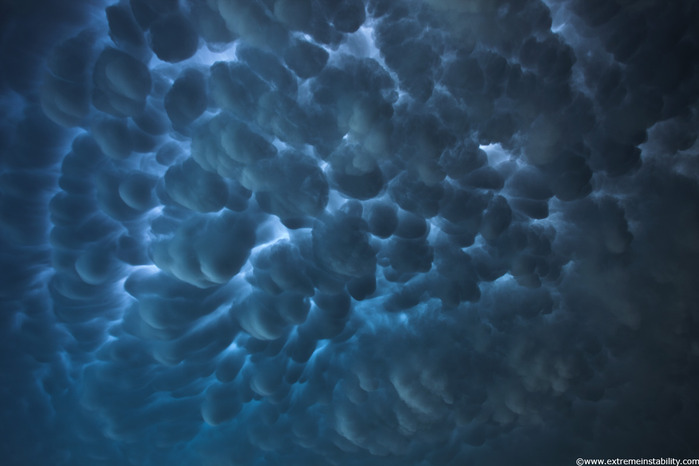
xmin=1 ymin=0 xmax=699 ymax=465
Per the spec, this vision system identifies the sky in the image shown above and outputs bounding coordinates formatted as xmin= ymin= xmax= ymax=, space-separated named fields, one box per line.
xmin=1 ymin=0 xmax=698 ymax=465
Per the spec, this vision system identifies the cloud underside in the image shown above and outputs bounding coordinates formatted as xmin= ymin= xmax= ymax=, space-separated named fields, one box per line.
xmin=1 ymin=0 xmax=699 ymax=465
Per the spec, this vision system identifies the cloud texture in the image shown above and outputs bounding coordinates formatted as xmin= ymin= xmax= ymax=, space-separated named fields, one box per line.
xmin=1 ymin=0 xmax=699 ymax=464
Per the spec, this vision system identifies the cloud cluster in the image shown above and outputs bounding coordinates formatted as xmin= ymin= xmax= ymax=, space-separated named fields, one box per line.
xmin=1 ymin=0 xmax=699 ymax=464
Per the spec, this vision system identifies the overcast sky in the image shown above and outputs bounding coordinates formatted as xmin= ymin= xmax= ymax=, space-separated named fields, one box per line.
xmin=1 ymin=0 xmax=699 ymax=465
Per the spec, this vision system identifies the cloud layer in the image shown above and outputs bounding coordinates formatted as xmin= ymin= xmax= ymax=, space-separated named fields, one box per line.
xmin=1 ymin=0 xmax=699 ymax=464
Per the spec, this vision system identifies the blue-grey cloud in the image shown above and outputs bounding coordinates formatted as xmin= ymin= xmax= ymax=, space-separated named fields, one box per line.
xmin=2 ymin=0 xmax=699 ymax=464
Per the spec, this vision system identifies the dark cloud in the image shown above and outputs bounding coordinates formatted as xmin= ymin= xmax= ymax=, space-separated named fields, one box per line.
xmin=2 ymin=0 xmax=699 ymax=464
xmin=283 ymin=39 xmax=330 ymax=79
xmin=164 ymin=68 xmax=208 ymax=129
xmin=149 ymin=12 xmax=199 ymax=63
xmin=93 ymin=47 xmax=152 ymax=117
xmin=150 ymin=210 xmax=256 ymax=288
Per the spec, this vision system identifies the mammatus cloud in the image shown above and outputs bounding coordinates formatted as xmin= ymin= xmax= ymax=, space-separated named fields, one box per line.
xmin=1 ymin=0 xmax=698 ymax=464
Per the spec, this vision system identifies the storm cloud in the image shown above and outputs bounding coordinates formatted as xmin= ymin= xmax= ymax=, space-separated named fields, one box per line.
xmin=1 ymin=0 xmax=699 ymax=465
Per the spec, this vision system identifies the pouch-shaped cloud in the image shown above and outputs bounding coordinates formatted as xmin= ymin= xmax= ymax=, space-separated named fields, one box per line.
xmin=1 ymin=0 xmax=699 ymax=465
xmin=150 ymin=210 xmax=256 ymax=288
